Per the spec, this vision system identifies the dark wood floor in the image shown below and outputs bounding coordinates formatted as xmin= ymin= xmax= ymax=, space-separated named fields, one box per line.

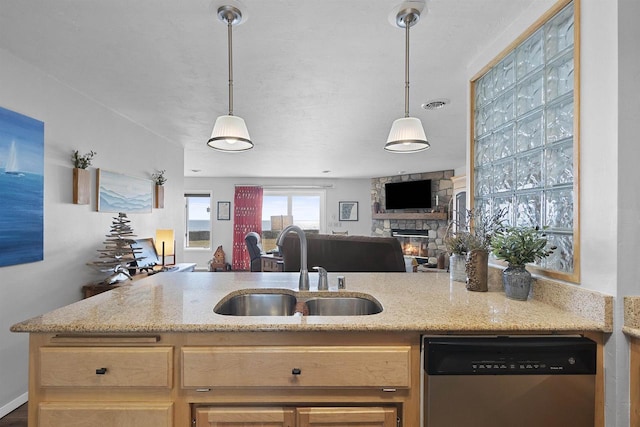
xmin=0 ymin=403 xmax=27 ymax=427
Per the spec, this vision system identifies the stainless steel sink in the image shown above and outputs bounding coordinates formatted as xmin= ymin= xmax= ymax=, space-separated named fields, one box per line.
xmin=304 ymin=297 xmax=382 ymax=316
xmin=214 ymin=291 xmax=383 ymax=316
xmin=214 ymin=293 xmax=297 ymax=316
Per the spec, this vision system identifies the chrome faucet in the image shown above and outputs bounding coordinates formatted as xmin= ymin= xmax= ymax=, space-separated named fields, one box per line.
xmin=314 ymin=266 xmax=328 ymax=291
xmin=276 ymin=225 xmax=309 ymax=290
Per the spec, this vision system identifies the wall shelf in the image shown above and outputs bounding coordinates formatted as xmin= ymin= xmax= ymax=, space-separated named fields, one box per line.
xmin=372 ymin=212 xmax=448 ymax=220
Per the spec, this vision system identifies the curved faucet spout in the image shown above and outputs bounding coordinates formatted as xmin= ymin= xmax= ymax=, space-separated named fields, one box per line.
xmin=276 ymin=225 xmax=309 ymax=290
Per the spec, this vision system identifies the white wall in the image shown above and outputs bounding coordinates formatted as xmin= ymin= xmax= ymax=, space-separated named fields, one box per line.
xmin=183 ymin=177 xmax=372 ymax=270
xmin=0 ymin=48 xmax=185 ymax=415
xmin=616 ymin=0 xmax=640 ymax=425
xmin=466 ymin=1 xmax=631 ymax=425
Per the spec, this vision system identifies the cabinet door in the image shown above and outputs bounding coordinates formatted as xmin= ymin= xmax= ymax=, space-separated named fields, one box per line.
xmin=297 ymin=407 xmax=397 ymax=427
xmin=631 ymin=337 xmax=640 ymax=426
xmin=195 ymin=407 xmax=295 ymax=427
xmin=38 ymin=402 xmax=172 ymax=427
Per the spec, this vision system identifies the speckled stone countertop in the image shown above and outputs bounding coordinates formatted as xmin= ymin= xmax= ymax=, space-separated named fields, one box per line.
xmin=11 ymin=272 xmax=612 ymax=334
xmin=623 ymin=297 xmax=640 ymax=338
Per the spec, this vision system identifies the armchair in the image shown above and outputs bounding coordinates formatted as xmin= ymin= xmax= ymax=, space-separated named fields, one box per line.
xmin=245 ymin=232 xmax=264 ymax=272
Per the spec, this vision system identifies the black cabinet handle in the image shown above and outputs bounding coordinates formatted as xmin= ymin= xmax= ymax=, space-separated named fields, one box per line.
xmin=291 ymin=368 xmax=301 ymax=375
xmin=95 ymin=368 xmax=107 ymax=375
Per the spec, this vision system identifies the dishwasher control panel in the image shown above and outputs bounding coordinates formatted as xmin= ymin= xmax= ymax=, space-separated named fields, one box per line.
xmin=425 ymin=336 xmax=596 ymax=375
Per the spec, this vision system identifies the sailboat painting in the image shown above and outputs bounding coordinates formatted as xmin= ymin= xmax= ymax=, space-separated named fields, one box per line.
xmin=0 ymin=106 xmax=44 ymax=267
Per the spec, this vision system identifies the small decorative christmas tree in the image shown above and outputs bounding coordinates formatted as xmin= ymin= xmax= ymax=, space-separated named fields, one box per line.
xmin=89 ymin=213 xmax=142 ymax=284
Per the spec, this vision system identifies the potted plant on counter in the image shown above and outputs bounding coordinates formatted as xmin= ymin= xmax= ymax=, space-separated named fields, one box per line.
xmin=463 ymin=208 xmax=506 ymax=292
xmin=491 ymin=225 xmax=555 ymax=300
xmin=444 ymin=231 xmax=470 ymax=283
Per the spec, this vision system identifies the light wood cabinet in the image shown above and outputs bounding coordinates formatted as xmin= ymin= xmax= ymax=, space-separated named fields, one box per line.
xmin=194 ymin=406 xmax=396 ymax=427
xmin=28 ymin=332 xmax=420 ymax=427
xmin=631 ymin=337 xmax=640 ymax=426
xmin=297 ymin=406 xmax=396 ymax=427
xmin=40 ymin=346 xmax=173 ymax=388
xmin=182 ymin=345 xmax=411 ymax=389
xmin=195 ymin=407 xmax=295 ymax=427
xmin=38 ymin=402 xmax=173 ymax=427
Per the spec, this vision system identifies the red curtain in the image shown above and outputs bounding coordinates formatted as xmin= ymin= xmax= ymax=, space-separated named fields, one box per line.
xmin=232 ymin=186 xmax=263 ymax=271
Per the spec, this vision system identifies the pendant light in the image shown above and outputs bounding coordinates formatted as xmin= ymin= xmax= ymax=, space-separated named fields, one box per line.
xmin=207 ymin=5 xmax=253 ymax=152
xmin=385 ymin=7 xmax=430 ymax=153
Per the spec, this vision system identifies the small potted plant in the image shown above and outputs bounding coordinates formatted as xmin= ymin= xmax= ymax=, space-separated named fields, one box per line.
xmin=444 ymin=231 xmax=470 ymax=283
xmin=151 ymin=169 xmax=167 ymax=186
xmin=72 ymin=150 xmax=96 ymax=169
xmin=71 ymin=150 xmax=96 ymax=204
xmin=152 ymin=169 xmax=167 ymax=208
xmin=491 ymin=225 xmax=555 ymax=300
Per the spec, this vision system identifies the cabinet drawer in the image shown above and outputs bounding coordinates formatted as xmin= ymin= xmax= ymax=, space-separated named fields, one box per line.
xmin=297 ymin=406 xmax=397 ymax=426
xmin=195 ymin=407 xmax=295 ymax=426
xmin=38 ymin=402 xmax=173 ymax=427
xmin=40 ymin=347 xmax=173 ymax=388
xmin=182 ymin=346 xmax=410 ymax=388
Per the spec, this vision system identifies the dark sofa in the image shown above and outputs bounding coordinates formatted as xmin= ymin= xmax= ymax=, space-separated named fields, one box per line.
xmin=279 ymin=233 xmax=406 ymax=273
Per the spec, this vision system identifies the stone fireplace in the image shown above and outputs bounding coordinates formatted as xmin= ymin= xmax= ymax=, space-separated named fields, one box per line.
xmin=371 ymin=170 xmax=454 ymax=262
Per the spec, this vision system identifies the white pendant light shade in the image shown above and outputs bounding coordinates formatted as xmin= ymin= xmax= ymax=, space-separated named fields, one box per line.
xmin=385 ymin=117 xmax=430 ymax=153
xmin=385 ymin=6 xmax=430 ymax=153
xmin=207 ymin=5 xmax=253 ymax=152
xmin=207 ymin=115 xmax=253 ymax=152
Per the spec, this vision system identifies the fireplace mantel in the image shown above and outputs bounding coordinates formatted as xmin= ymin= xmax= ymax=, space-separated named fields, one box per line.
xmin=372 ymin=212 xmax=447 ymax=220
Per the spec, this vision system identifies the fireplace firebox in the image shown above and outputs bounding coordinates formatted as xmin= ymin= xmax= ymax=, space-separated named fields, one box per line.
xmin=392 ymin=229 xmax=432 ymax=260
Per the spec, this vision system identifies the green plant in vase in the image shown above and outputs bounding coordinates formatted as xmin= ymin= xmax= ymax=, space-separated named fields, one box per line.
xmin=71 ymin=150 xmax=96 ymax=169
xmin=151 ymin=169 xmax=167 ymax=186
xmin=71 ymin=150 xmax=96 ymax=204
xmin=491 ymin=225 xmax=556 ymax=300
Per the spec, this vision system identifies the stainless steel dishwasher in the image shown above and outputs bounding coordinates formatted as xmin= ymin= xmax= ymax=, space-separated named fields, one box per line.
xmin=422 ymin=336 xmax=596 ymax=427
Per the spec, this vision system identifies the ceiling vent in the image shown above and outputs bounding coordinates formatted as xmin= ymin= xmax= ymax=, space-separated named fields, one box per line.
xmin=421 ymin=98 xmax=450 ymax=110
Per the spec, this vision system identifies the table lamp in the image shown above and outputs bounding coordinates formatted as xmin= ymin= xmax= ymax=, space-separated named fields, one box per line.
xmin=155 ymin=229 xmax=175 ymax=267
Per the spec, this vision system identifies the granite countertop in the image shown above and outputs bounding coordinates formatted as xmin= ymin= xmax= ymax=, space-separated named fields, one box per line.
xmin=623 ymin=296 xmax=640 ymax=338
xmin=11 ymin=272 xmax=612 ymax=334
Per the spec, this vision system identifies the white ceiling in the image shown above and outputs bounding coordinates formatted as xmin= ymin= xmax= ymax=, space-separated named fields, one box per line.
xmin=0 ymin=0 xmax=540 ymax=179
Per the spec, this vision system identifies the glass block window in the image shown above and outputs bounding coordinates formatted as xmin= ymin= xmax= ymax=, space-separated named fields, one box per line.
xmin=471 ymin=1 xmax=578 ymax=281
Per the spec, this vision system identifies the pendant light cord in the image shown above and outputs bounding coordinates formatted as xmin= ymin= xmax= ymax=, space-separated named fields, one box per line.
xmin=404 ymin=13 xmax=415 ymax=118
xmin=227 ymin=17 xmax=234 ymax=116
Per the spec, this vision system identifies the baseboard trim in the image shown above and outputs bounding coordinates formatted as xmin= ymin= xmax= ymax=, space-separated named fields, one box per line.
xmin=0 ymin=391 xmax=28 ymax=419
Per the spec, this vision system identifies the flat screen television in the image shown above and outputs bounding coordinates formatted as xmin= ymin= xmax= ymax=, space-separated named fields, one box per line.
xmin=384 ymin=179 xmax=432 ymax=210
xmin=130 ymin=238 xmax=160 ymax=269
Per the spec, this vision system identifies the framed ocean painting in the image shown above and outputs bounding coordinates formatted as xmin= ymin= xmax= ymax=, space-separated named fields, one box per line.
xmin=0 ymin=106 xmax=44 ymax=267
xmin=97 ymin=169 xmax=153 ymax=213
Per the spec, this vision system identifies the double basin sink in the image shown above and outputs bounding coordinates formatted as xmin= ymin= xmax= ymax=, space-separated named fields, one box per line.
xmin=214 ymin=290 xmax=382 ymax=316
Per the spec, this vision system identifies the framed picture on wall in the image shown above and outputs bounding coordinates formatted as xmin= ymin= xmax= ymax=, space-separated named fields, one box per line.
xmin=217 ymin=201 xmax=231 ymax=220
xmin=97 ymin=169 xmax=153 ymax=213
xmin=338 ymin=201 xmax=358 ymax=221
xmin=0 ymin=106 xmax=44 ymax=267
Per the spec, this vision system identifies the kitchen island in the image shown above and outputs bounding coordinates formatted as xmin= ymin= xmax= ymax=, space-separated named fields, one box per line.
xmin=12 ymin=272 xmax=612 ymax=427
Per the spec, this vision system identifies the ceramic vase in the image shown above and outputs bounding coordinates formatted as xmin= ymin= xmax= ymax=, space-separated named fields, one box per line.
xmin=503 ymin=264 xmax=532 ymax=300
xmin=449 ymin=253 xmax=467 ymax=283
xmin=465 ymin=249 xmax=488 ymax=292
